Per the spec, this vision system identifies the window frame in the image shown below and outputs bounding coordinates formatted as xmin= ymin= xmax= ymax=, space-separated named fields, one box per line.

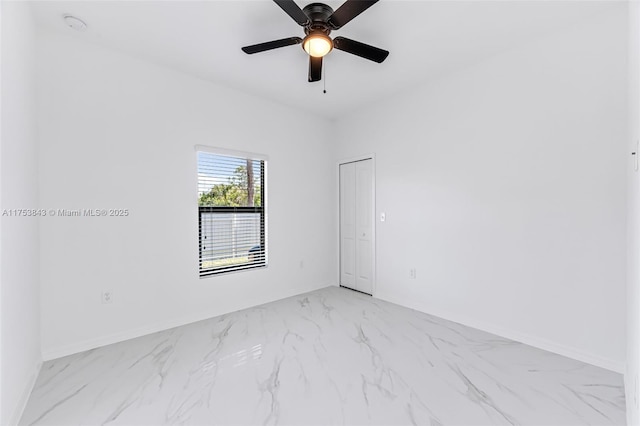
xmin=196 ymin=146 xmax=268 ymax=278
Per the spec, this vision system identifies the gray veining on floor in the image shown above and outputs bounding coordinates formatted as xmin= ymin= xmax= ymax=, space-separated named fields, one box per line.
xmin=20 ymin=286 xmax=625 ymax=425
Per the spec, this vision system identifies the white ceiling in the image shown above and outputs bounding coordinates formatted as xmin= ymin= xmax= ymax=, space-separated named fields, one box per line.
xmin=30 ymin=0 xmax=622 ymax=119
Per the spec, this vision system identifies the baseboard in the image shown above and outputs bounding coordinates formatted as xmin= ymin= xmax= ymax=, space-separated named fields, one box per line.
xmin=42 ymin=285 xmax=622 ymax=372
xmin=8 ymin=359 xmax=42 ymax=426
xmin=376 ymin=291 xmax=625 ymax=374
xmin=41 ymin=312 xmax=227 ymax=361
xmin=42 ymin=283 xmax=332 ymax=361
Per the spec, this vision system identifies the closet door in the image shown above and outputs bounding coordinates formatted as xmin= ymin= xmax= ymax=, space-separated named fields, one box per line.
xmin=340 ymin=159 xmax=373 ymax=295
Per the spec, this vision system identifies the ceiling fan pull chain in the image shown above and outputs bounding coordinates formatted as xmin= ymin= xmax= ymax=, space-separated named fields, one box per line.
xmin=323 ymin=61 xmax=327 ymax=94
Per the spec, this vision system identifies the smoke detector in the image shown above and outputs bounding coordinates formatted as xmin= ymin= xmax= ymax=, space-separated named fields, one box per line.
xmin=63 ymin=15 xmax=87 ymax=32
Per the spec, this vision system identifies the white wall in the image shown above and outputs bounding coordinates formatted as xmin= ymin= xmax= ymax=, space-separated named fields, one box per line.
xmin=332 ymin=10 xmax=627 ymax=371
xmin=0 ymin=3 xmax=42 ymax=424
xmin=37 ymin=33 xmax=336 ymax=358
xmin=627 ymin=1 xmax=640 ymax=423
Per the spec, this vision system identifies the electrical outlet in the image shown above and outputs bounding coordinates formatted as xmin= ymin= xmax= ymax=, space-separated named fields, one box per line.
xmin=101 ymin=290 xmax=113 ymax=304
xmin=410 ymin=268 xmax=416 ymax=279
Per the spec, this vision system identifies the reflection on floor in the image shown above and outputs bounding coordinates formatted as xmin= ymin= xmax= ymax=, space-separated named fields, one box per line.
xmin=21 ymin=286 xmax=625 ymax=425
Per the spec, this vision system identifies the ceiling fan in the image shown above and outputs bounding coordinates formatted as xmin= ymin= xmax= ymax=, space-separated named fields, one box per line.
xmin=242 ymin=0 xmax=389 ymax=82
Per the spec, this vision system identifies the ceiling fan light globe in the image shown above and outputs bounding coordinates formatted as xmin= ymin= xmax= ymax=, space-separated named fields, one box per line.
xmin=303 ymin=34 xmax=332 ymax=58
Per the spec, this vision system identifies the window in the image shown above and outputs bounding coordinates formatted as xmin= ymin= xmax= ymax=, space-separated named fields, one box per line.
xmin=197 ymin=147 xmax=266 ymax=276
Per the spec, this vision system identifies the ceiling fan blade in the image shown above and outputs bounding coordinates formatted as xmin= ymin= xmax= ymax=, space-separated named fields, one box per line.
xmin=308 ymin=56 xmax=322 ymax=82
xmin=328 ymin=0 xmax=379 ymax=29
xmin=333 ymin=36 xmax=389 ymax=63
xmin=273 ymin=0 xmax=310 ymax=26
xmin=242 ymin=37 xmax=302 ymax=54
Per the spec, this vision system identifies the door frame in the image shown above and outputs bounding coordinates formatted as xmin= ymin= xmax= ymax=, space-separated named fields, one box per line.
xmin=336 ymin=154 xmax=376 ymax=296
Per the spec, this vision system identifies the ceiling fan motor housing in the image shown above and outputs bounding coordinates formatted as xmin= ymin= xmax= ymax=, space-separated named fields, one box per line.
xmin=302 ymin=3 xmax=335 ymax=35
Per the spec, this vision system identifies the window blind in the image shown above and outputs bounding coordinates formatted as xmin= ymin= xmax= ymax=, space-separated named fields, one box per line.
xmin=197 ymin=151 xmax=266 ymax=276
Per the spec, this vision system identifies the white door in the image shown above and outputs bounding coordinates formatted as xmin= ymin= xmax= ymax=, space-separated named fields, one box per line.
xmin=340 ymin=159 xmax=374 ymax=295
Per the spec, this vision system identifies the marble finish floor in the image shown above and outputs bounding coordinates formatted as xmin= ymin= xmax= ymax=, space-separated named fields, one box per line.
xmin=21 ymin=286 xmax=625 ymax=425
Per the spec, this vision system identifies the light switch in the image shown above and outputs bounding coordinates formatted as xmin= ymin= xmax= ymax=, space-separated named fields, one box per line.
xmin=380 ymin=212 xmax=386 ymax=222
